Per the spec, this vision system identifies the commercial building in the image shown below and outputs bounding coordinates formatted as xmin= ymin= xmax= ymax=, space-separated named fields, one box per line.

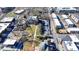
xmin=66 ymin=28 xmax=79 ymax=33
xmin=71 ymin=14 xmax=79 ymax=23
xmin=61 ymin=15 xmax=68 ymax=19
xmin=62 ymin=35 xmax=79 ymax=51
xmin=3 ymin=39 xmax=16 ymax=45
xmin=0 ymin=23 xmax=11 ymax=42
xmin=42 ymin=20 xmax=50 ymax=36
xmin=2 ymin=38 xmax=23 ymax=51
xmin=52 ymin=13 xmax=57 ymax=19
xmin=69 ymin=35 xmax=79 ymax=42
xmin=56 ymin=7 xmax=77 ymax=13
xmin=0 ymin=17 xmax=16 ymax=27
xmin=53 ymin=19 xmax=63 ymax=29
xmin=14 ymin=9 xmax=25 ymax=14
xmin=62 ymin=35 xmax=79 ymax=42
xmin=0 ymin=17 xmax=16 ymax=43
xmin=0 ymin=47 xmax=19 ymax=51
xmin=65 ymin=19 xmax=75 ymax=27
xmin=0 ymin=17 xmax=15 ymax=22
xmin=63 ymin=41 xmax=78 ymax=51
xmin=0 ymin=23 xmax=10 ymax=34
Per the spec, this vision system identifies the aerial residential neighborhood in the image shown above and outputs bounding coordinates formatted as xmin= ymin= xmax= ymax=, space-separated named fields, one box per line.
xmin=0 ymin=7 xmax=79 ymax=51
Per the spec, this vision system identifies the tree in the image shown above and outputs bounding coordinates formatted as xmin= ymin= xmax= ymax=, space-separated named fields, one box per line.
xmin=24 ymin=15 xmax=27 ymax=18
xmin=20 ymin=36 xmax=28 ymax=42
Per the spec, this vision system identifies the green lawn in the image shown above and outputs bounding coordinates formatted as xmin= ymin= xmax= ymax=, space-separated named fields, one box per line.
xmin=25 ymin=25 xmax=36 ymax=37
xmin=35 ymin=25 xmax=42 ymax=46
xmin=6 ymin=12 xmax=16 ymax=17
xmin=25 ymin=24 xmax=42 ymax=47
xmin=36 ymin=25 xmax=41 ymax=36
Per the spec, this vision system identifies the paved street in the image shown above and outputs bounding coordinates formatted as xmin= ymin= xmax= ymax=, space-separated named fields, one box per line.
xmin=48 ymin=12 xmax=64 ymax=51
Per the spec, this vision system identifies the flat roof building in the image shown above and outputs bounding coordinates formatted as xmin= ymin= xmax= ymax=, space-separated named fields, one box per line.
xmin=53 ymin=19 xmax=63 ymax=29
xmin=63 ymin=41 xmax=78 ymax=51
xmin=3 ymin=39 xmax=16 ymax=45
xmin=0 ymin=17 xmax=16 ymax=43
xmin=0 ymin=17 xmax=14 ymax=23
xmin=71 ymin=14 xmax=79 ymax=23
xmin=65 ymin=19 xmax=75 ymax=27
xmin=52 ymin=13 xmax=57 ymax=19
xmin=57 ymin=7 xmax=76 ymax=11
xmin=61 ymin=15 xmax=68 ymax=19
xmin=53 ymin=19 xmax=61 ymax=26
xmin=69 ymin=35 xmax=79 ymax=42
xmin=0 ymin=47 xmax=19 ymax=51
xmin=14 ymin=9 xmax=25 ymax=14
xmin=66 ymin=28 xmax=79 ymax=33
xmin=62 ymin=35 xmax=79 ymax=51
xmin=0 ymin=23 xmax=10 ymax=34
xmin=56 ymin=7 xmax=77 ymax=13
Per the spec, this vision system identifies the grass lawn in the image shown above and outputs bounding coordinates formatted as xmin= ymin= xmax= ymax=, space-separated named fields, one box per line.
xmin=24 ymin=24 xmax=42 ymax=48
xmin=6 ymin=12 xmax=16 ymax=17
xmin=23 ymin=41 xmax=40 ymax=51
xmin=35 ymin=38 xmax=41 ymax=46
xmin=23 ymin=41 xmax=35 ymax=51
xmin=26 ymin=25 xmax=36 ymax=36
xmin=36 ymin=25 xmax=41 ymax=36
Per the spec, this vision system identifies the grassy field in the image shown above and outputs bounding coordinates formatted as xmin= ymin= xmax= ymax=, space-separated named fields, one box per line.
xmin=23 ymin=41 xmax=40 ymax=51
xmin=23 ymin=24 xmax=42 ymax=50
xmin=6 ymin=12 xmax=16 ymax=17
xmin=36 ymin=25 xmax=41 ymax=36
xmin=23 ymin=41 xmax=35 ymax=51
xmin=25 ymin=25 xmax=36 ymax=37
